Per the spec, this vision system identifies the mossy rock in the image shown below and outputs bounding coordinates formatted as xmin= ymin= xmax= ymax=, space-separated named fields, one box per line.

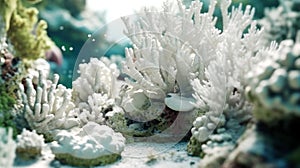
xmin=54 ymin=153 xmax=121 ymax=167
xmin=187 ymin=136 xmax=202 ymax=156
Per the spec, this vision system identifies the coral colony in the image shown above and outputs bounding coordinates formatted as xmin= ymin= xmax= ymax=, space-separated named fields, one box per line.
xmin=0 ymin=0 xmax=300 ymax=167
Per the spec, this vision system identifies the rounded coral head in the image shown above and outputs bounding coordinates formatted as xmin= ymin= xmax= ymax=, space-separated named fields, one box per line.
xmin=246 ymin=40 xmax=300 ymax=123
xmin=50 ymin=122 xmax=125 ymax=166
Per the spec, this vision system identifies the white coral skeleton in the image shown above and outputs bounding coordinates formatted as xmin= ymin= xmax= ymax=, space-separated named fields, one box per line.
xmin=72 ymin=57 xmax=124 ymax=127
xmin=18 ymin=71 xmax=80 ymax=138
xmin=120 ymin=0 xmax=269 ymax=142
xmin=72 ymin=57 xmax=120 ymax=104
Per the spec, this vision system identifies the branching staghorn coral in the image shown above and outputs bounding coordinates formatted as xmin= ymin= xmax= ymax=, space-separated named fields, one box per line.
xmin=0 ymin=127 xmax=16 ymax=168
xmin=18 ymin=71 xmax=80 ymax=140
xmin=190 ymin=0 xmax=268 ymax=143
xmin=121 ymin=0 xmax=265 ymax=141
xmin=50 ymin=122 xmax=125 ymax=167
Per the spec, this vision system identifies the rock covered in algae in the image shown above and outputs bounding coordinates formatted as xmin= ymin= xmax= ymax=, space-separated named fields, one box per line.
xmin=50 ymin=122 xmax=126 ymax=167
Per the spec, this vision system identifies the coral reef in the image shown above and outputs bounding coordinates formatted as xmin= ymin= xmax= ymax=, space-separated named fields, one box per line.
xmin=190 ymin=0 xmax=265 ymax=143
xmin=260 ymin=0 xmax=300 ymax=44
xmin=18 ymin=71 xmax=80 ymax=140
xmin=50 ymin=122 xmax=126 ymax=167
xmin=16 ymin=128 xmax=45 ymax=159
xmin=222 ymin=37 xmax=300 ymax=167
xmin=0 ymin=127 xmax=16 ymax=168
xmin=1 ymin=0 xmax=300 ymax=167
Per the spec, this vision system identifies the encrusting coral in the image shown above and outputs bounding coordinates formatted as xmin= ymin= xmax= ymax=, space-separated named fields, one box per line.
xmin=50 ymin=122 xmax=126 ymax=167
xmin=17 ymin=71 xmax=80 ymax=140
xmin=16 ymin=128 xmax=45 ymax=159
xmin=0 ymin=127 xmax=16 ymax=168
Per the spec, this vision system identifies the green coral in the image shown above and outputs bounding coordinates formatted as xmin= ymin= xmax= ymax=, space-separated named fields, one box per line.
xmin=0 ymin=0 xmax=17 ymax=32
xmin=1 ymin=0 xmax=53 ymax=60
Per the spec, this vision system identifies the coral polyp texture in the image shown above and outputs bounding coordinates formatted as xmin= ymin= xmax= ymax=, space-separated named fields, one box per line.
xmin=16 ymin=128 xmax=45 ymax=159
xmin=0 ymin=127 xmax=16 ymax=168
xmin=72 ymin=57 xmax=120 ymax=104
xmin=246 ymin=39 xmax=300 ymax=123
xmin=72 ymin=57 xmax=127 ymax=131
xmin=18 ymin=72 xmax=80 ymax=140
xmin=50 ymin=122 xmax=126 ymax=167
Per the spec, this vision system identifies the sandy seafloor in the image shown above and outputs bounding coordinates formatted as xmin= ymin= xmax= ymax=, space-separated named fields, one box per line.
xmin=13 ymin=142 xmax=200 ymax=168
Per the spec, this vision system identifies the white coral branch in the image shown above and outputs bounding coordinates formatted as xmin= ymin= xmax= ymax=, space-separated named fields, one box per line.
xmin=18 ymin=72 xmax=80 ymax=136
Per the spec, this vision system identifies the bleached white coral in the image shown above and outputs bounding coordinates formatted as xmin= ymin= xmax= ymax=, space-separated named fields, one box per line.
xmin=17 ymin=129 xmax=44 ymax=150
xmin=190 ymin=0 xmax=268 ymax=142
xmin=72 ymin=57 xmax=120 ymax=104
xmin=121 ymin=1 xmax=216 ymax=118
xmin=72 ymin=57 xmax=126 ymax=129
xmin=246 ymin=39 xmax=300 ymax=122
xmin=75 ymin=93 xmax=114 ymax=125
xmin=16 ymin=129 xmax=45 ymax=159
xmin=259 ymin=0 xmax=300 ymax=44
xmin=18 ymin=72 xmax=80 ymax=139
xmin=121 ymin=0 xmax=264 ymax=141
xmin=27 ymin=58 xmax=50 ymax=83
xmin=50 ymin=122 xmax=125 ymax=166
xmin=0 ymin=127 xmax=16 ymax=168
